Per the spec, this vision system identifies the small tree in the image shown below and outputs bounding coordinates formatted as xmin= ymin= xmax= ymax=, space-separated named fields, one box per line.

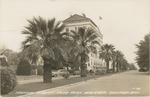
xmin=16 ymin=58 xmax=31 ymax=75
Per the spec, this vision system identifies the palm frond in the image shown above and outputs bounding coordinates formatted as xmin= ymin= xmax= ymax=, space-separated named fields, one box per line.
xmin=21 ymin=40 xmax=42 ymax=63
xmin=72 ymin=53 xmax=81 ymax=63
xmin=53 ymin=44 xmax=68 ymax=62
xmin=48 ymin=18 xmax=56 ymax=34
xmin=22 ymin=17 xmax=70 ymax=66
xmin=85 ymin=46 xmax=91 ymax=54
xmin=89 ymin=45 xmax=97 ymax=54
xmin=78 ymin=27 xmax=85 ymax=40
xmin=24 ymin=26 xmax=37 ymax=36
xmin=41 ymin=45 xmax=55 ymax=60
xmin=86 ymin=32 xmax=100 ymax=44
xmin=22 ymin=30 xmax=32 ymax=35
xmin=71 ymin=43 xmax=85 ymax=55
xmin=70 ymin=30 xmax=80 ymax=41
xmin=54 ymin=21 xmax=64 ymax=33
xmin=91 ymin=40 xmax=100 ymax=46
xmin=22 ymin=35 xmax=38 ymax=46
xmin=85 ymin=28 xmax=95 ymax=39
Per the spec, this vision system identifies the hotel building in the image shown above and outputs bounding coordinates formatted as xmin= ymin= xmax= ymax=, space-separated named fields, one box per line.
xmin=63 ymin=14 xmax=105 ymax=71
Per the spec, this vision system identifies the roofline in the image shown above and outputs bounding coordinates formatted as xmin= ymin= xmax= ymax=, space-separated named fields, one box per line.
xmin=63 ymin=14 xmax=89 ymax=22
xmin=63 ymin=14 xmax=98 ymax=28
xmin=89 ymin=19 xmax=98 ymax=27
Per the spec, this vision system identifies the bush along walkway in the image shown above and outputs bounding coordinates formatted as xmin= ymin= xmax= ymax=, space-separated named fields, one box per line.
xmin=2 ymin=71 xmax=125 ymax=97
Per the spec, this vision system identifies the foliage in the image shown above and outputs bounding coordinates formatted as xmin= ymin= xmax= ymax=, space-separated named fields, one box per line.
xmin=62 ymin=73 xmax=70 ymax=79
xmin=136 ymin=33 xmax=149 ymax=70
xmin=21 ymin=17 xmax=68 ymax=83
xmin=114 ymin=50 xmax=129 ymax=71
xmin=0 ymin=66 xmax=17 ymax=94
xmin=95 ymin=68 xmax=106 ymax=75
xmin=0 ymin=57 xmax=9 ymax=67
xmin=100 ymin=44 xmax=129 ymax=72
xmin=21 ymin=17 xmax=68 ymax=64
xmin=70 ymin=27 xmax=100 ymax=77
xmin=16 ymin=58 xmax=31 ymax=75
xmin=0 ymin=49 xmax=19 ymax=66
xmin=100 ymin=44 xmax=115 ymax=72
xmin=100 ymin=44 xmax=115 ymax=62
xmin=128 ymin=63 xmax=137 ymax=70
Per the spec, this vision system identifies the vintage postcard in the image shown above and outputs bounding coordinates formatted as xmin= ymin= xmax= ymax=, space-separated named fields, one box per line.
xmin=0 ymin=0 xmax=149 ymax=97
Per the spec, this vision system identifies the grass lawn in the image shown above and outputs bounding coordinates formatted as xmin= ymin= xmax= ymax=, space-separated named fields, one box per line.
xmin=2 ymin=72 xmax=121 ymax=97
xmin=17 ymin=75 xmax=42 ymax=81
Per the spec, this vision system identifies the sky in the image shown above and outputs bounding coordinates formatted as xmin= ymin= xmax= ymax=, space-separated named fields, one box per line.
xmin=0 ymin=0 xmax=150 ymax=63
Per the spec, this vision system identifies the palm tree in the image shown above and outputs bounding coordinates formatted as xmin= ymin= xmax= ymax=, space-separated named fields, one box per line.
xmin=120 ymin=58 xmax=128 ymax=71
xmin=70 ymin=27 xmax=100 ymax=77
xmin=100 ymin=44 xmax=115 ymax=73
xmin=115 ymin=50 xmax=124 ymax=72
xmin=111 ymin=51 xmax=117 ymax=72
xmin=21 ymin=17 xmax=68 ymax=83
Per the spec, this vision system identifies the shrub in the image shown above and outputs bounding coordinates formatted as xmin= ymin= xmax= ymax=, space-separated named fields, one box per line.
xmin=62 ymin=73 xmax=70 ymax=79
xmin=0 ymin=57 xmax=9 ymax=67
xmin=1 ymin=66 xmax=17 ymax=94
xmin=16 ymin=59 xmax=31 ymax=75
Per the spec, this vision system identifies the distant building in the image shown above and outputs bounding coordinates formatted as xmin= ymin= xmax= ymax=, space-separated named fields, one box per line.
xmin=63 ymin=14 xmax=105 ymax=71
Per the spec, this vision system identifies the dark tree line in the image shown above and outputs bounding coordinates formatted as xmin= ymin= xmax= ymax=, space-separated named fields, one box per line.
xmin=136 ymin=33 xmax=149 ymax=71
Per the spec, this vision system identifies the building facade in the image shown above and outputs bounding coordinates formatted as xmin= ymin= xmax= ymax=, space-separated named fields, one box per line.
xmin=63 ymin=14 xmax=105 ymax=71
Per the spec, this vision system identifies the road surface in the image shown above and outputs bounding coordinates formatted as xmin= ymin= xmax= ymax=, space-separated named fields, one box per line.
xmin=19 ymin=70 xmax=150 ymax=97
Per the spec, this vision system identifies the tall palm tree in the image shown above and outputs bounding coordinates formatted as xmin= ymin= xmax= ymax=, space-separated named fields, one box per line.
xmin=115 ymin=50 xmax=124 ymax=72
xmin=21 ymin=17 xmax=68 ymax=83
xmin=70 ymin=27 xmax=100 ymax=77
xmin=111 ymin=51 xmax=117 ymax=72
xmin=100 ymin=44 xmax=115 ymax=73
xmin=120 ymin=58 xmax=128 ymax=71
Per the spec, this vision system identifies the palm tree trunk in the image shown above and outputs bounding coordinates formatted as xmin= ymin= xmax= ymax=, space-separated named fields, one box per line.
xmin=80 ymin=63 xmax=87 ymax=77
xmin=43 ymin=58 xmax=52 ymax=83
xmin=116 ymin=62 xmax=119 ymax=72
xmin=106 ymin=61 xmax=109 ymax=73
xmin=80 ymin=55 xmax=87 ymax=77
xmin=119 ymin=64 xmax=122 ymax=70
xmin=113 ymin=62 xmax=115 ymax=72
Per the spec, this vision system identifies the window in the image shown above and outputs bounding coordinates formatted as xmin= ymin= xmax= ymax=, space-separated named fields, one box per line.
xmin=66 ymin=28 xmax=69 ymax=32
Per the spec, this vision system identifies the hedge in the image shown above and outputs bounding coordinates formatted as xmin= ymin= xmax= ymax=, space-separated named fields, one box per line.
xmin=16 ymin=59 xmax=31 ymax=75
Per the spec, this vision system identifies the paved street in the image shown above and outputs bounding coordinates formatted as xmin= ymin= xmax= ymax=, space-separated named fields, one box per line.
xmin=19 ymin=70 xmax=150 ymax=97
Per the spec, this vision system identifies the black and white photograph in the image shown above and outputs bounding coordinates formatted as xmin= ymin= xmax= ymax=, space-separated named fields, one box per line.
xmin=0 ymin=0 xmax=150 ymax=97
